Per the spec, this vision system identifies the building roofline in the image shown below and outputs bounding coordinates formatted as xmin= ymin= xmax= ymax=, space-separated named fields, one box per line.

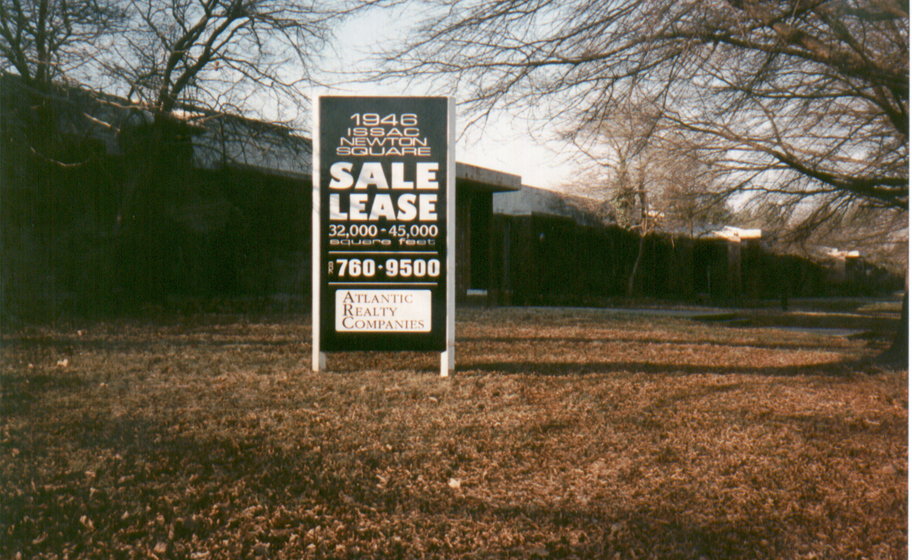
xmin=456 ymin=162 xmax=522 ymax=193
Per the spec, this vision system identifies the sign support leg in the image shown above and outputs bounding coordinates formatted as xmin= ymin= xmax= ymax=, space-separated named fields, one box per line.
xmin=312 ymin=97 xmax=323 ymax=373
xmin=441 ymin=350 xmax=453 ymax=377
xmin=441 ymin=96 xmax=456 ymax=378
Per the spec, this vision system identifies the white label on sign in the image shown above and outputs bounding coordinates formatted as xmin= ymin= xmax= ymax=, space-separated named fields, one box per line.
xmin=335 ymin=290 xmax=431 ymax=332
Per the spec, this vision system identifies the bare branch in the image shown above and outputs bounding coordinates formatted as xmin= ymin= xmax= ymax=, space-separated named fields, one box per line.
xmin=375 ymin=0 xmax=908 ymax=222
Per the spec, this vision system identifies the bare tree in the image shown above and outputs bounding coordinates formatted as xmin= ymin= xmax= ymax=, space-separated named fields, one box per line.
xmin=380 ymin=0 xmax=907 ymax=211
xmin=379 ymin=0 xmax=908 ymax=361
xmin=659 ymin=154 xmax=733 ymax=240
xmin=1 ymin=0 xmax=380 ymax=314
xmin=1 ymin=0 xmax=382 ymax=170
xmin=569 ymin=97 xmax=731 ymax=295
xmin=98 ymin=0 xmax=373 ymax=122
xmin=1 ymin=0 xmax=126 ymax=162
xmin=570 ymin=99 xmax=664 ymax=296
xmin=91 ymin=0 xmax=373 ymax=300
xmin=0 ymin=0 xmax=125 ymax=89
xmin=2 ymin=0 xmax=384 ymax=143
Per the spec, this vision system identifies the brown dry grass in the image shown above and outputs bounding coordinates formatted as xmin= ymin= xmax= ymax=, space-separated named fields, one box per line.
xmin=1 ymin=307 xmax=906 ymax=559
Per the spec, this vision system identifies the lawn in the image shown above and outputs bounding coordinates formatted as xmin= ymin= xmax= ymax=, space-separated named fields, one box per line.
xmin=1 ymin=306 xmax=906 ymax=559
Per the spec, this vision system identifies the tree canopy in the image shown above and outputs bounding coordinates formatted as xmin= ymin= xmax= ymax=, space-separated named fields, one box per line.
xmin=379 ymin=0 xmax=908 ymax=219
xmin=0 ymin=0 xmax=126 ymax=90
xmin=1 ymin=0 xmax=378 ymax=123
xmin=99 ymin=0 xmax=353 ymax=120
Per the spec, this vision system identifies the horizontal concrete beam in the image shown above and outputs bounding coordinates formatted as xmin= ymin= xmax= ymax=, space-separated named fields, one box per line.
xmin=456 ymin=162 xmax=522 ymax=193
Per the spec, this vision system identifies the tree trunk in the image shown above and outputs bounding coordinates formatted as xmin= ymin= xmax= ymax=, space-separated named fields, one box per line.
xmin=627 ymin=184 xmax=650 ymax=298
xmin=627 ymin=233 xmax=645 ymax=297
xmin=877 ymin=286 xmax=908 ymax=366
xmin=116 ymin=115 xmax=193 ymax=305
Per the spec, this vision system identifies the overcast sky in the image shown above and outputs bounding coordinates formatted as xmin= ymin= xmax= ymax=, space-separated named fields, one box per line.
xmin=315 ymin=5 xmax=576 ymax=192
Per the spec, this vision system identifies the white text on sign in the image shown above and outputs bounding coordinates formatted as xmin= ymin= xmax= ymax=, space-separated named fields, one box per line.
xmin=328 ymin=161 xmax=439 ymax=222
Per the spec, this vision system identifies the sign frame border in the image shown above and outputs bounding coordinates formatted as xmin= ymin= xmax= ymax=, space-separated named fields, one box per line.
xmin=311 ymin=95 xmax=455 ymax=376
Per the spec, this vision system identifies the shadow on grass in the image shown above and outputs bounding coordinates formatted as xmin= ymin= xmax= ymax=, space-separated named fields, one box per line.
xmin=2 ymin=349 xmax=905 ymax=559
xmin=1 ymin=370 xmax=88 ymax=416
xmin=457 ymin=359 xmax=874 ymax=378
xmin=1 ymin=333 xmax=299 ymax=353
xmin=2 ymin=407 xmax=803 ymax=560
xmin=457 ymin=334 xmax=876 ymax=352
xmin=1 ymin=310 xmax=904 ymax=558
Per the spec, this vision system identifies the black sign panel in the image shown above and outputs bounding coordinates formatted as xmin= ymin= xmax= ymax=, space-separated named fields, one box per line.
xmin=315 ymin=96 xmax=451 ymax=351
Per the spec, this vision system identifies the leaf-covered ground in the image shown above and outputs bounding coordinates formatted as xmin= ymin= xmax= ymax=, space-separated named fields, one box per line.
xmin=1 ymin=307 xmax=906 ymax=559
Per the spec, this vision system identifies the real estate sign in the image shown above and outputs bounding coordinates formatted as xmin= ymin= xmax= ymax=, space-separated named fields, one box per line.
xmin=312 ymin=96 xmax=455 ymax=374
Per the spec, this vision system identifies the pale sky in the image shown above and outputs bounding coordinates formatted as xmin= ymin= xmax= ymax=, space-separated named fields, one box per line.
xmin=315 ymin=5 xmax=576 ymax=191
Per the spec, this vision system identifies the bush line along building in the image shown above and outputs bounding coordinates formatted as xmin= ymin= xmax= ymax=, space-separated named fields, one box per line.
xmin=1 ymin=76 xmax=901 ymax=321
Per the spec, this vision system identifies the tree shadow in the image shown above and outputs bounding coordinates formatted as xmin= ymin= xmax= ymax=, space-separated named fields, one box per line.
xmin=0 ymin=409 xmax=802 ymax=560
xmin=457 ymin=334 xmax=872 ymax=352
xmin=3 ymin=365 xmax=905 ymax=559
xmin=457 ymin=359 xmax=872 ymax=378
